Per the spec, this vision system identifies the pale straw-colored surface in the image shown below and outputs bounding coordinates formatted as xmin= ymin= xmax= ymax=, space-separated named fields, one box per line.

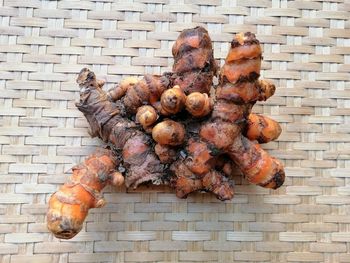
xmin=1 ymin=0 xmax=350 ymax=262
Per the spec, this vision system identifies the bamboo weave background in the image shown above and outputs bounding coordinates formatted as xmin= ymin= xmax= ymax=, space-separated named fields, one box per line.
xmin=0 ymin=0 xmax=349 ymax=262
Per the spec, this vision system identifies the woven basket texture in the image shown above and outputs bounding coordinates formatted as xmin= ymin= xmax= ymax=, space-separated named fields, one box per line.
xmin=0 ymin=0 xmax=350 ymax=262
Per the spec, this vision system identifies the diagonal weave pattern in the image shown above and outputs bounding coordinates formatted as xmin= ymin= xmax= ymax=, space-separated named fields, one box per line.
xmin=0 ymin=0 xmax=349 ymax=262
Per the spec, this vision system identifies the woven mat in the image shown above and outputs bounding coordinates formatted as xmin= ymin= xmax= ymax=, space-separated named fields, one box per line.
xmin=1 ymin=0 xmax=350 ymax=262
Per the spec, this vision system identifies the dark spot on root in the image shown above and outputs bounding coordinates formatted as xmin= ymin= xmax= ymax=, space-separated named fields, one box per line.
xmin=237 ymin=71 xmax=260 ymax=83
xmin=207 ymin=143 xmax=222 ymax=156
xmin=257 ymin=135 xmax=268 ymax=144
xmin=230 ymin=32 xmax=260 ymax=48
xmin=272 ymin=171 xmax=285 ymax=189
xmin=87 ymin=71 xmax=95 ymax=81
xmin=258 ymin=170 xmax=285 ymax=189
xmin=57 ymin=230 xmax=76 ymax=239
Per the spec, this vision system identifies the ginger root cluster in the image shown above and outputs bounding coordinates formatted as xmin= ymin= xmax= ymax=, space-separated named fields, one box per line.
xmin=47 ymin=27 xmax=284 ymax=239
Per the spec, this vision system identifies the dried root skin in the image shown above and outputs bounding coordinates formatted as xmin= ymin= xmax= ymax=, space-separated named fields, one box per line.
xmin=76 ymin=68 xmax=164 ymax=190
xmin=170 ymin=161 xmax=234 ymax=200
xmin=173 ymin=176 xmax=203 ymax=199
xmin=202 ymin=170 xmax=234 ymax=201
xmin=155 ymin=144 xmax=177 ymax=164
xmin=122 ymin=133 xmax=164 ymax=188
